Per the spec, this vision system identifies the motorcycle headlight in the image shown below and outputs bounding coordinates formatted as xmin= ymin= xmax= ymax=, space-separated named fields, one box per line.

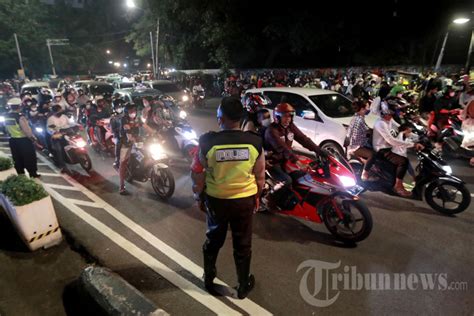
xmin=0 ymin=116 xmax=4 ymax=123
xmin=442 ymin=165 xmax=452 ymax=175
xmin=183 ymin=130 xmax=197 ymax=140
xmin=149 ymin=143 xmax=166 ymax=160
xmin=35 ymin=127 xmax=44 ymax=133
xmin=75 ymin=139 xmax=87 ymax=148
xmin=337 ymin=175 xmax=357 ymax=187
xmin=179 ymin=110 xmax=187 ymax=119
xmin=182 ymin=95 xmax=189 ymax=102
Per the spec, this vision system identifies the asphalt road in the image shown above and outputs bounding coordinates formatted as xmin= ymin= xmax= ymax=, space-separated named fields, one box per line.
xmin=3 ymin=98 xmax=472 ymax=315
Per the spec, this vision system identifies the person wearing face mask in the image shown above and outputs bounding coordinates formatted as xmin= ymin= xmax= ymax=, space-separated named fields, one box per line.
xmin=264 ymin=103 xmax=327 ymax=188
xmin=372 ymin=103 xmax=424 ymax=197
xmin=53 ymin=92 xmax=68 ymax=111
xmin=255 ymin=109 xmax=272 ymax=139
xmin=118 ymin=104 xmax=140 ymax=194
xmin=76 ymin=89 xmax=90 ymax=107
xmin=89 ymin=96 xmax=111 ymax=151
xmin=26 ymin=100 xmax=43 ymax=123
xmin=47 ymin=105 xmax=74 ymax=173
xmin=110 ymin=100 xmax=125 ymax=170
xmin=347 ymin=100 xmax=377 ymax=181
xmin=433 ymin=86 xmax=461 ymax=130
xmin=141 ymin=97 xmax=152 ymax=123
xmin=4 ymin=99 xmax=40 ymax=178
xmin=241 ymin=93 xmax=270 ymax=132
xmin=191 ymin=96 xmax=265 ymax=298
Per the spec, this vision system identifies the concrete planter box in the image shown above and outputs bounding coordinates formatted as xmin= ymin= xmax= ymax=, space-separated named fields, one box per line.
xmin=0 ymin=194 xmax=62 ymax=251
xmin=0 ymin=168 xmax=17 ymax=181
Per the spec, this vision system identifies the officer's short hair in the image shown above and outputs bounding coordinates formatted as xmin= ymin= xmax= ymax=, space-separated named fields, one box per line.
xmin=220 ymin=97 xmax=243 ymax=122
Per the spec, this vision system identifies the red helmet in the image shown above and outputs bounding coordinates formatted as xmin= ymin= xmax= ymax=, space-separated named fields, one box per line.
xmin=274 ymin=103 xmax=295 ymax=123
xmin=243 ymin=93 xmax=271 ymax=113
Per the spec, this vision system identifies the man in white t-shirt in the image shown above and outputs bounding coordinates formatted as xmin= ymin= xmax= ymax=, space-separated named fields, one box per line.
xmin=373 ymin=106 xmax=424 ymax=196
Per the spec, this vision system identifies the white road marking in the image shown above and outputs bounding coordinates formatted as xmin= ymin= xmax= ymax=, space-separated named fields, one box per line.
xmin=36 ymin=154 xmax=272 ymax=315
xmin=43 ymin=183 xmax=81 ymax=191
xmin=39 ymin=172 xmax=64 ymax=177
xmin=46 ymin=187 xmax=237 ymax=316
xmin=65 ymin=199 xmax=99 ymax=208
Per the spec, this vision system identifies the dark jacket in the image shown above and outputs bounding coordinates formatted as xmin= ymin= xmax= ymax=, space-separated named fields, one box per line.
xmin=264 ymin=122 xmax=319 ymax=164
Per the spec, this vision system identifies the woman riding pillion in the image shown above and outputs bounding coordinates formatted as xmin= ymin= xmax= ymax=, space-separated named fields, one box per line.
xmin=346 ymin=99 xmax=377 ymax=181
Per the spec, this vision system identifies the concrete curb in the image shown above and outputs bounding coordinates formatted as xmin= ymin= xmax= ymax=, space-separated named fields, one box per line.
xmin=76 ymin=266 xmax=168 ymax=316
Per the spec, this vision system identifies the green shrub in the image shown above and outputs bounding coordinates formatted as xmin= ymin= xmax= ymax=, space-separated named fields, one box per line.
xmin=1 ymin=175 xmax=49 ymax=206
xmin=0 ymin=157 xmax=13 ymax=171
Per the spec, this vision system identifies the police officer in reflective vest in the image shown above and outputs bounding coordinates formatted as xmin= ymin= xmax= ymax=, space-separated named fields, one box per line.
xmin=4 ymin=100 xmax=40 ymax=178
xmin=191 ymin=97 xmax=265 ymax=299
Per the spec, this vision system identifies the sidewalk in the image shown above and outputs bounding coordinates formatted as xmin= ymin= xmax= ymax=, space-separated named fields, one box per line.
xmin=0 ymin=208 xmax=89 ymax=316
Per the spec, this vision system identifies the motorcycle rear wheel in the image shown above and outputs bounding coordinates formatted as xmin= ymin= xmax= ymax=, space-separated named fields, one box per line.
xmin=322 ymin=199 xmax=373 ymax=243
xmin=425 ymin=181 xmax=471 ymax=215
xmin=151 ymin=168 xmax=175 ymax=200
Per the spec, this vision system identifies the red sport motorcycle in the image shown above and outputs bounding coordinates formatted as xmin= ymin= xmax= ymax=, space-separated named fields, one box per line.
xmin=261 ymin=152 xmax=373 ymax=243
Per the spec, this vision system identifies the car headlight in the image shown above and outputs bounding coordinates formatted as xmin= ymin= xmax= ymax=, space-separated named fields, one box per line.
xmin=442 ymin=165 xmax=452 ymax=175
xmin=149 ymin=143 xmax=166 ymax=160
xmin=337 ymin=175 xmax=357 ymax=187
xmin=179 ymin=110 xmax=187 ymax=119
xmin=0 ymin=116 xmax=5 ymax=123
xmin=183 ymin=130 xmax=197 ymax=140
xmin=182 ymin=95 xmax=189 ymax=102
xmin=35 ymin=127 xmax=44 ymax=133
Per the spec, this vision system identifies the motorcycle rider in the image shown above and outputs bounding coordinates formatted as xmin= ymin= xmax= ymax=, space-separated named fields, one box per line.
xmin=53 ymin=91 xmax=68 ymax=111
xmin=37 ymin=87 xmax=52 ymax=107
xmin=47 ymin=104 xmax=74 ymax=173
xmin=76 ymin=88 xmax=90 ymax=108
xmin=372 ymin=102 xmax=424 ymax=197
xmin=110 ymin=100 xmax=125 ymax=170
xmin=89 ymin=96 xmax=111 ymax=151
xmin=192 ymin=81 xmax=205 ymax=106
xmin=118 ymin=103 xmax=140 ymax=195
xmin=433 ymin=86 xmax=461 ymax=130
xmin=264 ymin=103 xmax=327 ymax=188
xmin=241 ymin=93 xmax=270 ymax=132
xmin=347 ymin=100 xmax=377 ymax=181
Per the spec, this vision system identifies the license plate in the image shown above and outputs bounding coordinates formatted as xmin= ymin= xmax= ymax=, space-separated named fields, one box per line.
xmin=347 ymin=185 xmax=364 ymax=196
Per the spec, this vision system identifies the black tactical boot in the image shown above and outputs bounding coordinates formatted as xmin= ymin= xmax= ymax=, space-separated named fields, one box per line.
xmin=203 ymin=249 xmax=218 ymax=294
xmin=234 ymin=254 xmax=255 ymax=299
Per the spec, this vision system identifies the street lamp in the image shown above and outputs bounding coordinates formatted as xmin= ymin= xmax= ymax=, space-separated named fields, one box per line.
xmin=106 ymin=49 xmax=111 ymax=54
xmin=108 ymin=60 xmax=113 ymax=64
xmin=123 ymin=63 xmax=128 ymax=68
xmin=453 ymin=18 xmax=470 ymax=24
xmin=435 ymin=16 xmax=471 ymax=72
xmin=125 ymin=0 xmax=136 ymax=9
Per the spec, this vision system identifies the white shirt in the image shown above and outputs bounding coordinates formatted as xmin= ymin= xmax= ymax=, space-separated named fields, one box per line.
xmin=47 ymin=114 xmax=72 ymax=135
xmin=373 ymin=118 xmax=414 ymax=152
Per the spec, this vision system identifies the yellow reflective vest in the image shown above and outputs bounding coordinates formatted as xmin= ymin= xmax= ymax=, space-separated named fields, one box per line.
xmin=199 ymin=130 xmax=262 ymax=199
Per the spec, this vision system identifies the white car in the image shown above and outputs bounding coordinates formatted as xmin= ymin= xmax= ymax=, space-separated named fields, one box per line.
xmin=20 ymin=81 xmax=51 ymax=100
xmin=245 ymin=87 xmax=377 ymax=155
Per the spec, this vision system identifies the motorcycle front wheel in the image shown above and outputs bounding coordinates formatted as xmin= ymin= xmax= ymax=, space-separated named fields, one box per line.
xmin=79 ymin=154 xmax=92 ymax=172
xmin=322 ymin=199 xmax=373 ymax=243
xmin=151 ymin=168 xmax=175 ymax=200
xmin=425 ymin=181 xmax=471 ymax=215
